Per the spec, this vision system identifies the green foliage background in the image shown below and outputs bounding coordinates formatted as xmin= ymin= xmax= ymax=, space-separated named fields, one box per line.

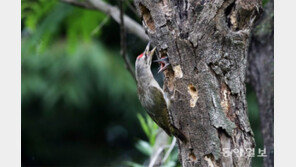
xmin=21 ymin=0 xmax=263 ymax=166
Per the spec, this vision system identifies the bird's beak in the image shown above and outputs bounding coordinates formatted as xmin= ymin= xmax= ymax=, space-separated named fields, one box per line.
xmin=144 ymin=42 xmax=151 ymax=56
xmin=153 ymin=57 xmax=168 ymax=63
xmin=149 ymin=47 xmax=156 ymax=58
xmin=144 ymin=42 xmax=156 ymax=61
xmin=154 ymin=57 xmax=170 ymax=73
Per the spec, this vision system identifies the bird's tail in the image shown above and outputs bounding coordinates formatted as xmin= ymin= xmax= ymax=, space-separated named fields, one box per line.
xmin=170 ymin=124 xmax=187 ymax=143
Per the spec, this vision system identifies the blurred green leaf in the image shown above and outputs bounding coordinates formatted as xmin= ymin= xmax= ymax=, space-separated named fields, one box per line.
xmin=163 ymin=161 xmax=177 ymax=167
xmin=135 ymin=140 xmax=153 ymax=156
xmin=22 ymin=0 xmax=58 ymax=31
xmin=125 ymin=161 xmax=143 ymax=167
xmin=137 ymin=113 xmax=150 ymax=139
xmin=22 ymin=3 xmax=74 ymax=55
xmin=136 ymin=113 xmax=159 ymax=146
xmin=66 ymin=8 xmax=107 ymax=53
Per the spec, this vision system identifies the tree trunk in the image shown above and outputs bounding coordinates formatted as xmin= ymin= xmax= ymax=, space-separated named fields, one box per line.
xmin=134 ymin=0 xmax=261 ymax=166
xmin=248 ymin=0 xmax=274 ymax=166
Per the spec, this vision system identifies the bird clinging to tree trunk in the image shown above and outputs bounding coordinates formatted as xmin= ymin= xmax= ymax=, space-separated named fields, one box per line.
xmin=135 ymin=43 xmax=187 ymax=143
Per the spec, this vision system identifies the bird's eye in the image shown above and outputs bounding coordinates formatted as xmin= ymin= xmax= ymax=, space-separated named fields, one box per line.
xmin=137 ymin=53 xmax=144 ymax=59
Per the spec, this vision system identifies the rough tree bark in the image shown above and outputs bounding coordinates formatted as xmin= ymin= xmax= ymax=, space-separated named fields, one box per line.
xmin=134 ymin=0 xmax=261 ymax=166
xmin=248 ymin=0 xmax=274 ymax=166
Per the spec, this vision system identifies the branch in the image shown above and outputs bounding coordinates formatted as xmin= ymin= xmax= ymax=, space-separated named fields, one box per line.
xmin=148 ymin=130 xmax=169 ymax=167
xmin=61 ymin=0 xmax=148 ymax=41
xmin=119 ymin=0 xmax=136 ymax=80
xmin=149 ymin=146 xmax=168 ymax=167
xmin=162 ymin=137 xmax=176 ymax=164
xmin=91 ymin=16 xmax=110 ymax=36
xmin=149 ymin=130 xmax=170 ymax=167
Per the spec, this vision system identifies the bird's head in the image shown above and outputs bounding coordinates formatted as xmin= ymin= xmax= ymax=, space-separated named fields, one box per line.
xmin=136 ymin=42 xmax=156 ymax=67
xmin=135 ymin=42 xmax=156 ymax=81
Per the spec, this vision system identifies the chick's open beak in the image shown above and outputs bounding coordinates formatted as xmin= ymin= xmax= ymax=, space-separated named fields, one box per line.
xmin=154 ymin=57 xmax=170 ymax=73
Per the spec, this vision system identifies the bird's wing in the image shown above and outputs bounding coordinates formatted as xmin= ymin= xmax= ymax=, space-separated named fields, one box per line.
xmin=146 ymin=85 xmax=172 ymax=136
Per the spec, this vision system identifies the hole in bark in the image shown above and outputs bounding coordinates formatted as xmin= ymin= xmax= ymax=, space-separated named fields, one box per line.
xmin=190 ymin=86 xmax=196 ymax=92
xmin=139 ymin=3 xmax=156 ymax=32
xmin=224 ymin=1 xmax=237 ymax=30
xmin=173 ymin=65 xmax=183 ymax=78
xmin=194 ymin=67 xmax=198 ymax=74
xmin=189 ymin=152 xmax=197 ymax=161
xmin=225 ymin=2 xmax=235 ymax=18
xmin=188 ymin=84 xmax=198 ymax=108
xmin=217 ymin=127 xmax=231 ymax=138
xmin=204 ymin=154 xmax=216 ymax=167
xmin=180 ymin=32 xmax=189 ymax=39
xmin=220 ymin=82 xmax=230 ymax=114
xmin=159 ymin=49 xmax=168 ymax=59
xmin=159 ymin=49 xmax=174 ymax=91
xmin=166 ymin=20 xmax=173 ymax=31
xmin=220 ymin=82 xmax=237 ymax=122
xmin=158 ymin=49 xmax=171 ymax=73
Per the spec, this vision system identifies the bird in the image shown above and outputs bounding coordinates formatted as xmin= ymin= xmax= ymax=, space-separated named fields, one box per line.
xmin=154 ymin=56 xmax=170 ymax=73
xmin=135 ymin=42 xmax=187 ymax=143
